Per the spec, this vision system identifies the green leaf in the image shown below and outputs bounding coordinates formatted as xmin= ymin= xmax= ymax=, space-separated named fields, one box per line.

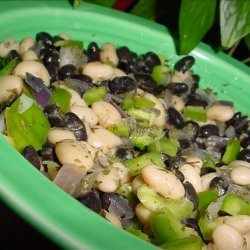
xmin=130 ymin=0 xmax=156 ymax=20
xmin=220 ymin=0 xmax=250 ymax=48
xmin=83 ymin=0 xmax=116 ymax=8
xmin=179 ymin=0 xmax=217 ymax=54
xmin=244 ymin=33 xmax=250 ymax=49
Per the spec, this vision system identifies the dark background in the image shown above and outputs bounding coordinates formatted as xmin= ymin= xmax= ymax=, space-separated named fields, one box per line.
xmin=0 ymin=199 xmax=59 ymax=249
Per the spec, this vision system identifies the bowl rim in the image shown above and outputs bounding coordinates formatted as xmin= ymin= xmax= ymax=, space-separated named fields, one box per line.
xmin=0 ymin=1 xmax=249 ymax=249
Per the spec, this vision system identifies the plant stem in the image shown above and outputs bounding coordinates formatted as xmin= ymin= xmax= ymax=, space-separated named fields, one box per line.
xmin=228 ymin=39 xmax=241 ymax=56
xmin=241 ymin=57 xmax=250 ymax=64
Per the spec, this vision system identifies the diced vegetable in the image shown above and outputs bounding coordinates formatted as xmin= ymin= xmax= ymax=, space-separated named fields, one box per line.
xmin=151 ymin=65 xmax=170 ymax=85
xmin=49 ymin=88 xmax=71 ymax=113
xmin=54 ymin=39 xmax=83 ymax=49
xmin=147 ymin=138 xmax=180 ymax=157
xmin=124 ymin=152 xmax=165 ymax=176
xmin=107 ymin=121 xmax=129 ymax=137
xmin=0 ymin=59 xmax=17 ymax=76
xmin=197 ymin=190 xmax=219 ymax=214
xmin=5 ymin=94 xmax=50 ymax=151
xmin=183 ymin=106 xmax=207 ymax=122
xmin=198 ymin=215 xmax=218 ymax=241
xmin=222 ymin=138 xmax=241 ymax=164
xmin=82 ymin=86 xmax=106 ymax=105
xmin=137 ymin=185 xmax=193 ymax=219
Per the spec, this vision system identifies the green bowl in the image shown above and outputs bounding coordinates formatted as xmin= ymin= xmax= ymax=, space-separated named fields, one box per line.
xmin=0 ymin=1 xmax=249 ymax=249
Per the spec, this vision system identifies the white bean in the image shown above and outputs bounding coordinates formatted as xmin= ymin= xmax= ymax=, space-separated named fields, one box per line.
xmin=19 ymin=37 xmax=35 ymax=54
xmin=47 ymin=128 xmax=76 ymax=144
xmin=0 ymin=39 xmax=19 ymax=57
xmin=135 ymin=203 xmax=152 ymax=225
xmin=113 ymin=68 xmax=126 ymax=77
xmin=59 ymin=32 xmax=71 ymax=40
xmin=201 ymin=172 xmax=218 ymax=191
xmin=132 ymin=176 xmax=145 ymax=195
xmin=60 ymin=85 xmax=87 ymax=107
xmin=229 ymin=160 xmax=250 ymax=169
xmin=13 ymin=60 xmax=50 ymax=86
xmin=87 ymin=127 xmax=123 ymax=153
xmin=55 ymin=139 xmax=94 ymax=171
xmin=103 ymin=211 xmax=122 ymax=229
xmin=96 ymin=167 xmax=119 ymax=192
xmin=231 ymin=165 xmax=250 ymax=185
xmin=70 ymin=105 xmax=98 ymax=127
xmin=184 ymin=155 xmax=203 ymax=175
xmin=0 ymin=75 xmax=23 ymax=104
xmin=141 ymin=165 xmax=185 ymax=199
xmin=179 ymin=164 xmax=203 ymax=193
xmin=171 ymin=95 xmax=185 ymax=112
xmin=92 ymin=101 xmax=121 ymax=128
xmin=112 ymin=162 xmax=130 ymax=184
xmin=206 ymin=104 xmax=234 ymax=122
xmin=144 ymin=93 xmax=166 ymax=128
xmin=218 ymin=215 xmax=250 ymax=234
xmin=100 ymin=43 xmax=119 ymax=67
xmin=82 ymin=61 xmax=114 ymax=82
xmin=171 ymin=70 xmax=191 ymax=83
xmin=243 ymin=231 xmax=250 ymax=250
xmin=22 ymin=50 xmax=38 ymax=61
xmin=212 ymin=223 xmax=247 ymax=250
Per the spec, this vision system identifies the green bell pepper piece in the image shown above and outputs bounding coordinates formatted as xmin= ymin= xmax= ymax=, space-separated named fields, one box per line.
xmin=5 ymin=94 xmax=50 ymax=152
xmin=107 ymin=121 xmax=129 ymax=137
xmin=82 ymin=86 xmax=106 ymax=105
xmin=129 ymin=126 xmax=164 ymax=149
xmin=122 ymin=94 xmax=134 ymax=110
xmin=147 ymin=138 xmax=180 ymax=157
xmin=151 ymin=65 xmax=170 ymax=85
xmin=133 ymin=96 xmax=155 ymax=109
xmin=123 ymin=152 xmax=165 ymax=176
xmin=222 ymin=138 xmax=240 ymax=164
xmin=137 ymin=185 xmax=193 ymax=220
xmin=197 ymin=190 xmax=219 ymax=214
xmin=49 ymin=88 xmax=71 ymax=112
xmin=160 ymin=236 xmax=203 ymax=250
xmin=0 ymin=58 xmax=17 ymax=76
xmin=54 ymin=40 xmax=83 ymax=49
xmin=220 ymin=193 xmax=250 ymax=216
xmin=126 ymin=229 xmax=149 ymax=242
xmin=198 ymin=215 xmax=218 ymax=241
xmin=183 ymin=106 xmax=207 ymax=122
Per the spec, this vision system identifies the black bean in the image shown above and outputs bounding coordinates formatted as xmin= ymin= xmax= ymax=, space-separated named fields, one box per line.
xmin=210 ymin=177 xmax=228 ymax=196
xmin=117 ymin=46 xmax=133 ymax=64
xmin=87 ymin=42 xmax=100 ymax=62
xmin=116 ymin=147 xmax=134 ymax=160
xmin=142 ymin=52 xmax=161 ymax=73
xmin=63 ymin=112 xmax=87 ymax=141
xmin=43 ymin=50 xmax=60 ymax=66
xmin=59 ymin=64 xmax=76 ymax=80
xmin=39 ymin=143 xmax=56 ymax=161
xmin=134 ymin=73 xmax=157 ymax=93
xmin=77 ymin=189 xmax=102 ymax=213
xmin=183 ymin=121 xmax=200 ymax=142
xmin=43 ymin=104 xmax=65 ymax=127
xmin=46 ymin=63 xmax=59 ymax=83
xmin=109 ymin=76 xmax=136 ymax=94
xmin=36 ymin=32 xmax=54 ymax=47
xmin=200 ymin=124 xmax=219 ymax=138
xmin=238 ymin=149 xmax=250 ymax=163
xmin=174 ymin=56 xmax=195 ymax=73
xmin=22 ymin=145 xmax=41 ymax=170
xmin=71 ymin=73 xmax=93 ymax=83
xmin=167 ymin=107 xmax=184 ymax=129
xmin=186 ymin=94 xmax=208 ymax=108
xmin=225 ymin=112 xmax=241 ymax=127
xmin=190 ymin=75 xmax=200 ymax=93
xmin=182 ymin=218 xmax=203 ymax=240
xmin=164 ymin=156 xmax=185 ymax=170
xmin=39 ymin=48 xmax=53 ymax=60
xmin=168 ymin=82 xmax=188 ymax=95
xmin=200 ymin=167 xmax=216 ymax=176
xmin=233 ymin=118 xmax=249 ymax=134
xmin=241 ymin=136 xmax=250 ymax=148
xmin=53 ymin=35 xmax=64 ymax=44
xmin=179 ymin=139 xmax=192 ymax=149
xmin=7 ymin=50 xmax=22 ymax=63
xmin=124 ymin=59 xmax=140 ymax=74
xmin=172 ymin=169 xmax=185 ymax=182
xmin=183 ymin=181 xmax=199 ymax=211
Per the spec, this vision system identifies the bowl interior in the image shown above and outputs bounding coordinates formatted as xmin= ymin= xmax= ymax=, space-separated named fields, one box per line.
xmin=0 ymin=1 xmax=249 ymax=249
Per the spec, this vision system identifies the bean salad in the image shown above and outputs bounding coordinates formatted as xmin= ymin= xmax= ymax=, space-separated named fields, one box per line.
xmin=0 ymin=32 xmax=250 ymax=250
